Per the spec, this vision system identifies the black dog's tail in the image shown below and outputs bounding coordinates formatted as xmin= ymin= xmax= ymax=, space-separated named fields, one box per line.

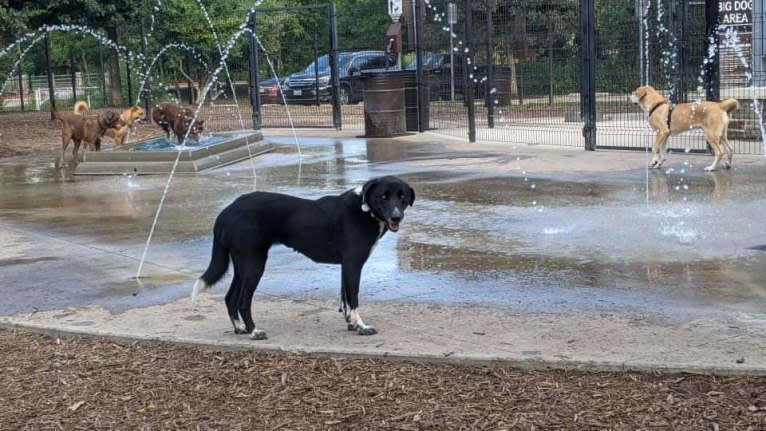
xmin=191 ymin=228 xmax=230 ymax=301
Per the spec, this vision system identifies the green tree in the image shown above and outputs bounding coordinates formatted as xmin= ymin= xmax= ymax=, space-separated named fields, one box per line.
xmin=5 ymin=0 xmax=139 ymax=105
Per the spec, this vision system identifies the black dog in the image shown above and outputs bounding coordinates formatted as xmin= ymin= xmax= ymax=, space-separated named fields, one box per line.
xmin=192 ymin=176 xmax=415 ymax=339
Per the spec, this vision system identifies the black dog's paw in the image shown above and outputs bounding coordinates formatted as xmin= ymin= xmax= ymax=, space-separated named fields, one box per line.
xmin=357 ymin=325 xmax=377 ymax=336
xmin=347 ymin=323 xmax=377 ymax=335
xmin=250 ymin=329 xmax=268 ymax=340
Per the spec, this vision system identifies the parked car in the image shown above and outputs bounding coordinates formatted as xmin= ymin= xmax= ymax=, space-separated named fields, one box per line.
xmin=282 ymin=51 xmax=398 ymax=105
xmin=258 ymin=77 xmax=284 ymax=104
xmin=407 ymin=53 xmax=509 ymax=103
xmin=406 ymin=53 xmax=466 ymax=101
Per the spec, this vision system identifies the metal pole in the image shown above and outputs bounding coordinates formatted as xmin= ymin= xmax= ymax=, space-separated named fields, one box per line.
xmin=580 ymin=0 xmax=597 ymax=150
xmin=464 ymin=0 xmax=476 ymax=143
xmin=28 ymin=72 xmax=33 ymax=104
xmin=679 ymin=0 xmax=688 ymax=102
xmin=415 ymin=0 xmax=426 ymax=132
xmin=185 ymin=53 xmax=193 ymax=104
xmin=638 ymin=0 xmax=646 ymax=85
xmin=314 ymin=33 xmax=321 ymax=106
xmin=548 ymin=20 xmax=554 ymax=105
xmin=140 ymin=8 xmax=152 ymax=123
xmin=485 ymin=0 xmax=494 ymax=129
xmin=71 ymin=57 xmax=77 ymax=103
xmin=329 ymin=3 xmax=341 ymax=130
xmin=704 ymin=0 xmax=719 ymax=100
xmin=17 ymin=60 xmax=24 ymax=111
xmin=44 ymin=33 xmax=56 ymax=119
xmin=247 ymin=12 xmax=262 ymax=129
xmin=99 ymin=46 xmax=107 ymax=106
xmin=449 ymin=3 xmax=456 ymax=101
xmin=126 ymin=59 xmax=133 ymax=106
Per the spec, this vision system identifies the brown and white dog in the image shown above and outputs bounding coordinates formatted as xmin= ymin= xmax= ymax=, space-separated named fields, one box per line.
xmin=74 ymin=101 xmax=145 ymax=146
xmin=53 ymin=107 xmax=125 ymax=167
xmin=630 ymin=85 xmax=740 ymax=171
xmin=151 ymin=102 xmax=204 ymax=143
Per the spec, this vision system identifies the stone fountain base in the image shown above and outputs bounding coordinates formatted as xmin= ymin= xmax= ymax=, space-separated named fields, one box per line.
xmin=74 ymin=130 xmax=273 ymax=175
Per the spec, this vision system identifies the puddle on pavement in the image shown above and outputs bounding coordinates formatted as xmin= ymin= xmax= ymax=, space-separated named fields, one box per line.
xmin=1 ymin=136 xmax=766 ymax=318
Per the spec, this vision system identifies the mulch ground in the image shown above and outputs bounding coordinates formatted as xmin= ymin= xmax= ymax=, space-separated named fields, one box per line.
xmin=0 ymin=328 xmax=764 ymax=430
xmin=2 ymin=109 xmax=766 ymax=430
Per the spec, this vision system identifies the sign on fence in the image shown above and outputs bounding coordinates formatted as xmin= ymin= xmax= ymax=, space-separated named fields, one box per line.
xmin=718 ymin=0 xmax=753 ymax=87
xmin=388 ymin=0 xmax=402 ymax=22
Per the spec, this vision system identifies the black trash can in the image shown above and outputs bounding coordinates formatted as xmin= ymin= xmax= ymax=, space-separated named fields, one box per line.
xmin=488 ymin=66 xmax=512 ymax=107
xmin=362 ymin=71 xmax=406 ymax=137
xmin=401 ymin=70 xmax=429 ymax=131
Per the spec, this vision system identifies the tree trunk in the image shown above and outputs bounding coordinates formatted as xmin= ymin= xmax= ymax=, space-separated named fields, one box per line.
xmin=106 ymin=26 xmax=123 ymax=106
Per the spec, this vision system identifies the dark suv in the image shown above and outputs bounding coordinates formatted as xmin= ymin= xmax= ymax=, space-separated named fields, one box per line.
xmin=282 ymin=50 xmax=397 ymax=104
xmin=406 ymin=53 xmax=466 ymax=101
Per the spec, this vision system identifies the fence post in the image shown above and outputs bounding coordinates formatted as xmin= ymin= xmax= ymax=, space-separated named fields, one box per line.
xmin=99 ymin=47 xmax=107 ymax=106
xmin=71 ymin=59 xmax=77 ymax=104
xmin=669 ymin=0 xmax=689 ymax=104
xmin=329 ymin=3 xmax=341 ymax=130
xmin=485 ymin=1 xmax=494 ymax=129
xmin=415 ymin=0 xmax=426 ymax=132
xmin=126 ymin=59 xmax=133 ymax=106
xmin=548 ymin=20 xmax=554 ymax=105
xmin=140 ymin=11 xmax=152 ymax=123
xmin=704 ymin=0 xmax=719 ymax=101
xmin=17 ymin=64 xmax=24 ymax=112
xmin=247 ymin=12 xmax=262 ymax=130
xmin=463 ymin=0 xmax=476 ymax=143
xmin=45 ymin=33 xmax=56 ymax=119
xmin=580 ymin=0 xmax=596 ymax=150
xmin=314 ymin=34 xmax=321 ymax=106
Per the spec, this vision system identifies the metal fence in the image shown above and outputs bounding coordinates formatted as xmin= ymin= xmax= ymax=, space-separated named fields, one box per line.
xmin=246 ymin=0 xmax=765 ymax=154
xmin=1 ymin=0 xmax=764 ymax=154
xmin=415 ymin=0 xmax=764 ymax=154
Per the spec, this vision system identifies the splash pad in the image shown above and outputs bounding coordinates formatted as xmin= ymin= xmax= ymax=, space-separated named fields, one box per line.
xmin=74 ymin=131 xmax=272 ymax=175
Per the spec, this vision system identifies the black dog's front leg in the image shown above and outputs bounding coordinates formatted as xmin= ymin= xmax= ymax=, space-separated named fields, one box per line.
xmin=339 ymin=282 xmax=349 ymax=324
xmin=341 ymin=259 xmax=377 ymax=336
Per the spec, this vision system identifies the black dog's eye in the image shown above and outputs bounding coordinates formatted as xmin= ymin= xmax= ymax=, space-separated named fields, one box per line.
xmin=381 ymin=193 xmax=388 ymax=200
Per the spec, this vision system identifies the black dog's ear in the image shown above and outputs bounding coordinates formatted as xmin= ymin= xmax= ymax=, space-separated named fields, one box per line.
xmin=407 ymin=185 xmax=416 ymax=206
xmin=362 ymin=178 xmax=380 ymax=200
xmin=360 ymin=178 xmax=381 ymax=212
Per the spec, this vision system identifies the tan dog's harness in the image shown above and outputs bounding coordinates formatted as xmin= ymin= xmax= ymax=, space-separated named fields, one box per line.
xmin=647 ymin=98 xmax=673 ymax=128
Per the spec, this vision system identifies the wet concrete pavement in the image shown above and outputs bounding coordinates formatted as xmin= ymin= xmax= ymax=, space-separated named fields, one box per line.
xmin=2 ymin=129 xmax=766 ymax=373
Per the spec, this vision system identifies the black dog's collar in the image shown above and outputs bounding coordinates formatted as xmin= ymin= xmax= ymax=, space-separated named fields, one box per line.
xmin=356 ymin=187 xmax=386 ymax=227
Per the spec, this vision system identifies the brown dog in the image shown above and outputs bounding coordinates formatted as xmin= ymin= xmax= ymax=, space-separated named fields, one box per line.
xmin=75 ymin=101 xmax=145 ymax=146
xmin=630 ymin=85 xmax=740 ymax=171
xmin=53 ymin=107 xmax=125 ymax=167
xmin=151 ymin=102 xmax=204 ymax=143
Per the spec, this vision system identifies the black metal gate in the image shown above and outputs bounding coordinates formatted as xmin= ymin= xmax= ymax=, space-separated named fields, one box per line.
xmin=249 ymin=4 xmax=341 ymax=129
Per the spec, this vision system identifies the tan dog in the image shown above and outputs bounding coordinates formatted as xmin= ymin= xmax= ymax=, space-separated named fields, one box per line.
xmin=629 ymin=85 xmax=740 ymax=171
xmin=75 ymin=101 xmax=145 ymax=146
xmin=52 ymin=107 xmax=125 ymax=167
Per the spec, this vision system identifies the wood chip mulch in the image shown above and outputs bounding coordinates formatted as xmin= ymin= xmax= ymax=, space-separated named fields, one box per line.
xmin=0 ymin=328 xmax=764 ymax=430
